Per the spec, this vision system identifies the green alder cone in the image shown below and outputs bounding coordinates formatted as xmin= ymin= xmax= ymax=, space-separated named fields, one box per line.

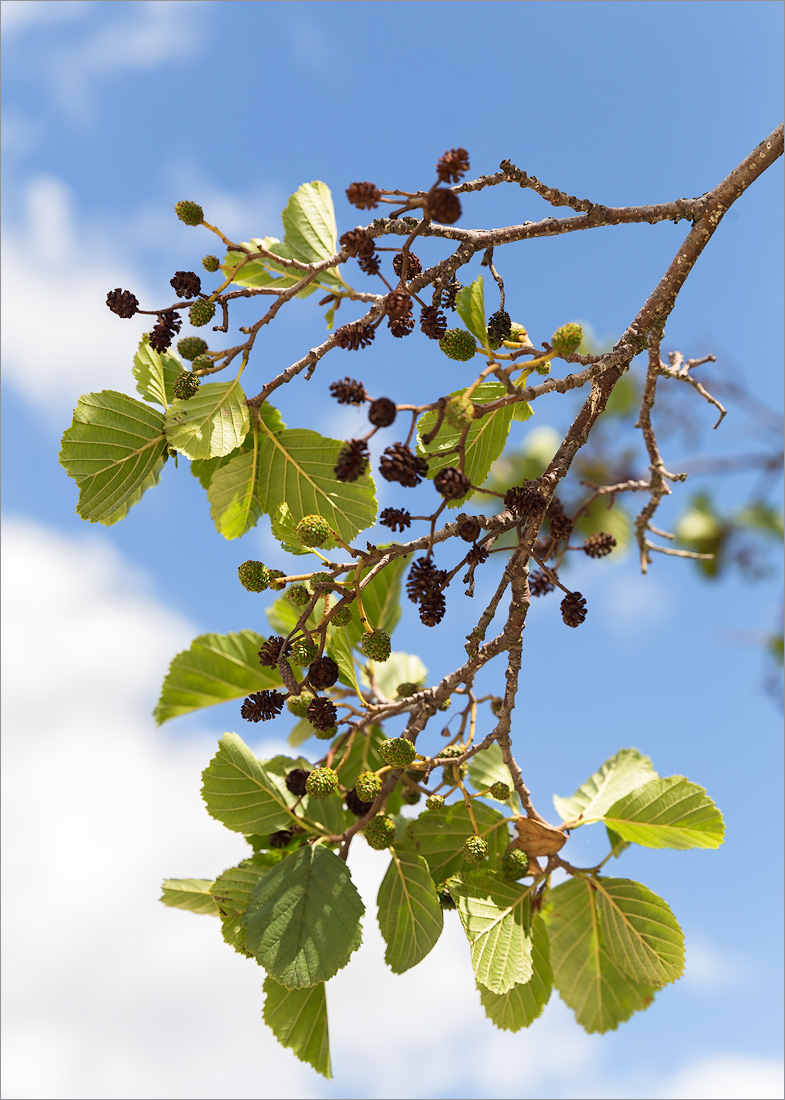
xmin=364 ymin=815 xmax=396 ymax=850
xmin=378 ymin=737 xmax=417 ymax=768
xmin=305 ymin=768 xmax=339 ymax=799
xmin=439 ymin=328 xmax=477 ymax=362
xmin=175 ymin=199 xmax=203 ymax=225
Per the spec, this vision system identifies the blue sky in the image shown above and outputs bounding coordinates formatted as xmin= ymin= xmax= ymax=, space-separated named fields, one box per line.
xmin=2 ymin=3 xmax=783 ymax=1099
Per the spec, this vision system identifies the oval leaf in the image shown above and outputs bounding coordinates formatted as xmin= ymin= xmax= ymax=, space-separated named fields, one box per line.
xmin=263 ymin=976 xmax=332 ymax=1079
xmin=603 ymin=777 xmax=725 ymax=850
xmin=59 ymin=390 xmax=167 ymax=523
xmin=201 ymin=734 xmax=299 ymax=835
xmin=164 ymin=379 xmax=250 ymax=460
xmin=553 ymin=749 xmax=659 ymax=827
xmin=257 ymin=424 xmax=376 ymax=544
xmin=155 ymin=630 xmax=282 ymax=724
xmin=160 ymin=878 xmax=219 ymax=916
xmin=244 ymin=845 xmax=364 ymax=988
xmin=446 ymin=871 xmax=534 ymax=994
xmin=594 ymin=878 xmax=684 ymax=987
xmin=477 ymin=916 xmax=552 ymax=1030
xmin=545 ymin=877 xmax=656 ymax=1033
xmin=377 ymin=851 xmax=443 ymax=974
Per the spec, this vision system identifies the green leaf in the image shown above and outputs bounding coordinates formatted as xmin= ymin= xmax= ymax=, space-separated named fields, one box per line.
xmin=417 ymin=381 xmax=515 ymax=508
xmin=164 ymin=379 xmax=250 ymax=461
xmin=602 ymin=777 xmax=725 ymax=850
xmin=545 ymin=877 xmax=656 ymax=1033
xmin=553 ymin=749 xmax=659 ymax=826
xmin=263 ymin=977 xmax=332 ymax=1079
xmin=288 ymin=718 xmax=315 ymax=748
xmin=446 ymin=871 xmax=533 ymax=994
xmin=191 ymin=401 xmax=285 ymax=491
xmin=325 ymin=625 xmax=361 ymax=696
xmin=155 ymin=630 xmax=282 ymax=724
xmin=207 ymin=444 xmax=263 ymax=540
xmin=331 ymin=725 xmax=393 ymax=792
xmin=398 ymin=801 xmax=510 ymax=884
xmin=593 ymin=878 xmax=684 ymax=987
xmin=99 ymin=455 xmax=167 ymax=526
xmin=282 ymin=181 xmax=338 ymax=267
xmin=265 ymin=596 xmax=324 ymax=638
xmin=59 ymin=390 xmax=168 ymax=523
xmin=468 ymin=742 xmax=521 ymax=810
xmin=455 ymin=276 xmax=488 ymax=347
xmin=201 ymin=734 xmax=300 ymax=835
xmin=477 ymin=916 xmax=552 ymax=1030
xmin=132 ymin=336 xmax=181 ymax=408
xmin=244 ymin=845 xmax=364 ymax=988
xmin=211 ymin=853 xmax=281 ymax=956
xmin=377 ymin=851 xmax=443 ymax=973
xmin=257 ymin=424 xmax=376 ymax=544
xmin=160 ymin=878 xmax=219 ymax=915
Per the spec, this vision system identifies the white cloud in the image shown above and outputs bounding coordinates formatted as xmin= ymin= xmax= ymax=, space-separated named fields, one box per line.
xmin=2 ymin=175 xmax=156 ymax=420
xmin=658 ymin=1055 xmax=784 ymax=1100
xmin=0 ymin=0 xmax=93 ymax=34
xmin=683 ymin=935 xmax=752 ymax=992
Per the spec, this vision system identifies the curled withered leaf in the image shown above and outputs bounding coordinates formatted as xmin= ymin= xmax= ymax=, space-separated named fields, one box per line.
xmin=514 ymin=815 xmax=568 ymax=857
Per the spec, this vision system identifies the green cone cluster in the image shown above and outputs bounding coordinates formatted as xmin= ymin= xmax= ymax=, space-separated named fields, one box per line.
xmin=438 ymin=329 xmax=477 ymax=362
xmin=286 ymin=585 xmax=311 ymax=607
xmin=426 ymin=794 xmax=445 ymax=811
xmin=177 ymin=336 xmax=208 ymax=361
xmin=364 ymin=815 xmax=396 ymax=850
xmin=173 ymin=372 xmax=201 ymax=401
xmin=551 ymin=322 xmax=583 ymax=356
xmin=444 ymin=393 xmax=475 ymax=430
xmin=330 ymin=605 xmax=353 ymax=627
xmin=355 ymin=771 xmax=382 ymax=802
xmin=489 ymin=781 xmax=511 ymax=801
xmin=175 ymin=200 xmax=204 ymax=226
xmin=462 ymin=835 xmax=489 ymax=863
xmin=501 ymin=848 xmax=530 ymax=881
xmin=238 ymin=561 xmax=271 ymax=592
xmin=305 ymin=767 xmax=339 ymax=799
xmin=360 ymin=630 xmax=391 ymax=662
xmin=290 ymin=637 xmax=318 ymax=665
xmin=378 ymin=737 xmax=417 ymax=768
xmin=202 ymin=254 xmax=220 ymax=272
xmin=296 ymin=514 xmax=333 ymax=547
xmin=189 ymin=300 xmax=215 ymax=327
xmin=286 ymin=695 xmax=311 ymax=718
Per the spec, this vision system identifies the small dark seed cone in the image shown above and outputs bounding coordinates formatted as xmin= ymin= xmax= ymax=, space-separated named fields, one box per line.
xmin=334 ymin=439 xmax=369 ymax=482
xmin=106 ymin=288 xmax=139 ymax=318
xmin=388 ymin=314 xmax=415 ymax=337
xmin=429 ymin=188 xmax=462 ymax=225
xmin=434 ymin=467 xmax=471 ymax=501
xmin=456 ymin=514 xmax=481 ymax=542
xmin=285 ymin=768 xmax=310 ymax=796
xmin=308 ymin=656 xmax=339 ymax=690
xmin=420 ymin=305 xmax=448 ymax=339
xmin=329 ymin=377 xmax=367 ymax=405
xmin=258 ymin=636 xmax=290 ymax=668
xmin=346 ymin=181 xmax=381 ymax=210
xmin=584 ymin=532 xmax=617 ymax=558
xmin=550 ymin=513 xmax=574 ymax=541
xmin=392 ymin=252 xmax=422 ymax=279
xmin=529 ymin=571 xmax=556 ymax=597
xmin=379 ymin=507 xmax=411 ymax=532
xmin=240 ymin=690 xmax=286 ymax=722
xmin=345 ymin=789 xmax=375 ymax=817
xmin=368 ymin=397 xmax=397 ymax=428
xmin=435 ymin=147 xmax=470 ymax=184
xmin=170 ymin=270 xmax=202 ymax=299
xmin=339 ymin=228 xmax=375 ymax=258
xmin=561 ymin=591 xmax=587 ymax=628
xmin=307 ymin=696 xmax=338 ymax=731
xmin=379 ymin=443 xmax=428 ymax=487
xmin=334 ymin=323 xmax=375 ymax=351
